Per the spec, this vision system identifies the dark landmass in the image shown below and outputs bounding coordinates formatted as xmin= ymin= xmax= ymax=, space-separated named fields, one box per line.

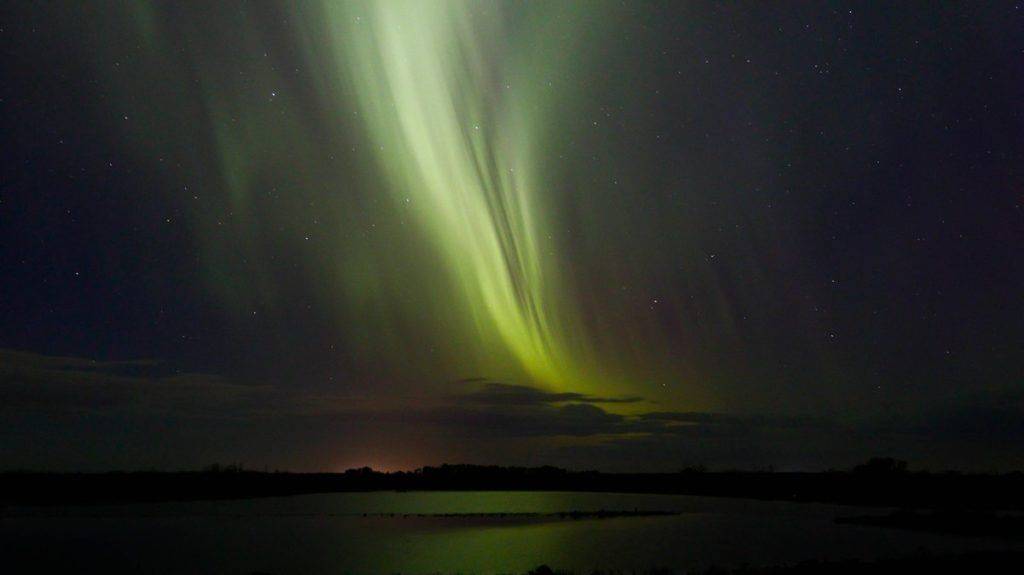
xmin=836 ymin=509 xmax=1024 ymax=537
xmin=359 ymin=510 xmax=682 ymax=519
xmin=512 ymin=551 xmax=1024 ymax=574
xmin=3 ymin=459 xmax=1023 ymax=510
xmin=1 ymin=508 xmax=682 ymax=521
xmin=242 ymin=552 xmax=1024 ymax=575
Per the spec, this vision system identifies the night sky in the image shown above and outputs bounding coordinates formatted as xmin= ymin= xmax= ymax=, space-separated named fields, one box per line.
xmin=1 ymin=1 xmax=1022 ymax=472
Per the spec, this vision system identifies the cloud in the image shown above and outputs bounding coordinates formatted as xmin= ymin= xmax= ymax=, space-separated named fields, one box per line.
xmin=427 ymin=400 xmax=628 ymax=438
xmin=871 ymin=389 xmax=1024 ymax=445
xmin=0 ymin=349 xmax=276 ymax=419
xmin=453 ymin=380 xmax=644 ymax=406
xmin=4 ymin=349 xmax=1023 ymax=471
xmin=0 ymin=349 xmax=862 ymax=446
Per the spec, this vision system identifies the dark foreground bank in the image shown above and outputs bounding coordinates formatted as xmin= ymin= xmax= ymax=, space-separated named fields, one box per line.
xmin=238 ymin=551 xmax=1024 ymax=575
xmin=512 ymin=550 xmax=1024 ymax=574
xmin=3 ymin=461 xmax=1023 ymax=509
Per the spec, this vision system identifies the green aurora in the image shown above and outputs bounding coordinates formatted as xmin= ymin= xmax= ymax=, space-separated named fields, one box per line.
xmin=100 ymin=0 xmax=675 ymax=404
xmin=4 ymin=0 xmax=1024 ymax=472
xmin=330 ymin=1 xmax=593 ymax=391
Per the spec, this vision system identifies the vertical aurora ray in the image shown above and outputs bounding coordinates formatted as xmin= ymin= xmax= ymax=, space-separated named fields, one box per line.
xmin=91 ymin=0 xmax=645 ymax=400
xmin=322 ymin=1 xmax=582 ymax=387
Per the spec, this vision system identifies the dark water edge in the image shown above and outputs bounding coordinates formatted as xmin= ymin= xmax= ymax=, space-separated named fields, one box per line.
xmin=238 ymin=550 xmax=1024 ymax=575
xmin=6 ymin=490 xmax=1024 ymax=574
xmin=836 ymin=509 xmax=1024 ymax=537
xmin=5 ymin=464 xmax=1024 ymax=510
xmin=451 ymin=551 xmax=1024 ymax=575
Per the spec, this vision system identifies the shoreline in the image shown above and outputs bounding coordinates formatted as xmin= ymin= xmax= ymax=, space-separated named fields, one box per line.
xmin=4 ymin=465 xmax=1023 ymax=510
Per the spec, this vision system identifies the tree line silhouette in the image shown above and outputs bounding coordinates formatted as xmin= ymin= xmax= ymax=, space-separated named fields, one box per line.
xmin=2 ymin=458 xmax=1022 ymax=509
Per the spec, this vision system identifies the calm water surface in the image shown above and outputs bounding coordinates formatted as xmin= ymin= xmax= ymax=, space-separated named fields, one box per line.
xmin=4 ymin=491 xmax=1022 ymax=573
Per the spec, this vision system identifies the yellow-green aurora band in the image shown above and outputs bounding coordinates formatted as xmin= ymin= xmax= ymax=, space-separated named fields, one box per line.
xmin=105 ymin=1 xmax=642 ymax=399
xmin=323 ymin=1 xmax=589 ymax=388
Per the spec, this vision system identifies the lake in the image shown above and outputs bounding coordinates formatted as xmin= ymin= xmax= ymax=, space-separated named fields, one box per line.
xmin=3 ymin=491 xmax=1022 ymax=573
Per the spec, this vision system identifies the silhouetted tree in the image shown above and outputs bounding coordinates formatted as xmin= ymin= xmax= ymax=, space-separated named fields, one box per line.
xmin=852 ymin=457 xmax=908 ymax=475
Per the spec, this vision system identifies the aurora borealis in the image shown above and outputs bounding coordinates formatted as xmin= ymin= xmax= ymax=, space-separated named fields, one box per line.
xmin=2 ymin=1 xmax=1023 ymax=472
xmin=332 ymin=1 xmax=591 ymax=390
